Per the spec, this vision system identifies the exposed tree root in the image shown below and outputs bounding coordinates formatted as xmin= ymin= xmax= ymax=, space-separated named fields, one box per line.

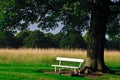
xmin=78 ymin=66 xmax=111 ymax=75
xmin=80 ymin=66 xmax=94 ymax=74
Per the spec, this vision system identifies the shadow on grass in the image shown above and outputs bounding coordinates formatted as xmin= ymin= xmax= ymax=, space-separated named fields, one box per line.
xmin=35 ymin=68 xmax=120 ymax=80
xmin=35 ymin=69 xmax=54 ymax=73
xmin=109 ymin=67 xmax=120 ymax=75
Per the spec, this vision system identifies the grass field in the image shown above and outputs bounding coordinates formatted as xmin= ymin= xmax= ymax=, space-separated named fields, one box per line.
xmin=0 ymin=48 xmax=120 ymax=80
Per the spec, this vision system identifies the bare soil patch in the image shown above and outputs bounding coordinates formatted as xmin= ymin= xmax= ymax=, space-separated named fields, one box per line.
xmin=44 ymin=70 xmax=104 ymax=80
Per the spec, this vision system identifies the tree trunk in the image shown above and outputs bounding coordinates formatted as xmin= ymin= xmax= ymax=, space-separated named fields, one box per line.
xmin=81 ymin=2 xmax=110 ymax=74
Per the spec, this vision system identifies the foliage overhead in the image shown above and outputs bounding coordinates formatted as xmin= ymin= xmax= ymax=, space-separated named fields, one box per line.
xmin=107 ymin=14 xmax=120 ymax=39
xmin=0 ymin=0 xmax=119 ymax=37
xmin=0 ymin=0 xmax=91 ymax=32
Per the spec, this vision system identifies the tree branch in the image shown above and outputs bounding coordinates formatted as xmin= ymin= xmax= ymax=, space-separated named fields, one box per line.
xmin=108 ymin=1 xmax=120 ymax=15
xmin=109 ymin=1 xmax=120 ymax=6
xmin=37 ymin=9 xmax=49 ymax=22
xmin=110 ymin=10 xmax=120 ymax=15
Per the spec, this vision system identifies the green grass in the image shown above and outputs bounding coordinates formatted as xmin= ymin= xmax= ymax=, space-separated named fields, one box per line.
xmin=0 ymin=49 xmax=120 ymax=80
xmin=0 ymin=63 xmax=90 ymax=80
xmin=0 ymin=62 xmax=120 ymax=80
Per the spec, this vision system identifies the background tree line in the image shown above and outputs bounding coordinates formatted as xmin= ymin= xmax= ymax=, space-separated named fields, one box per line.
xmin=0 ymin=29 xmax=119 ymax=50
xmin=0 ymin=29 xmax=86 ymax=49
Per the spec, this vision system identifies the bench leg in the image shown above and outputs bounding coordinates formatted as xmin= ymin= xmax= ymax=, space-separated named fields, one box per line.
xmin=54 ymin=67 xmax=61 ymax=73
xmin=59 ymin=68 xmax=61 ymax=73
xmin=55 ymin=67 xmax=57 ymax=72
xmin=74 ymin=68 xmax=77 ymax=74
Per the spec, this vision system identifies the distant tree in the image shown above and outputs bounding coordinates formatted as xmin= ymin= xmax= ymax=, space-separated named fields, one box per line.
xmin=53 ymin=33 xmax=64 ymax=48
xmin=15 ymin=30 xmax=31 ymax=47
xmin=60 ymin=30 xmax=86 ymax=49
xmin=44 ymin=33 xmax=55 ymax=48
xmin=45 ymin=33 xmax=65 ymax=48
xmin=0 ymin=30 xmax=15 ymax=48
xmin=24 ymin=30 xmax=46 ymax=48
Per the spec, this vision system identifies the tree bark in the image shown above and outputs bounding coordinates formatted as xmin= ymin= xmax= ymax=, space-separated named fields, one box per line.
xmin=81 ymin=2 xmax=110 ymax=74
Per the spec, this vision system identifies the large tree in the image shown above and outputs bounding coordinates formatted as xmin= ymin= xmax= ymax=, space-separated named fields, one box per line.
xmin=0 ymin=0 xmax=120 ymax=74
xmin=83 ymin=0 xmax=120 ymax=73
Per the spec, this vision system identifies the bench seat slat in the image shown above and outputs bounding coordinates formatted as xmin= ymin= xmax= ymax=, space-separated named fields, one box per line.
xmin=52 ymin=65 xmax=79 ymax=68
xmin=56 ymin=57 xmax=84 ymax=62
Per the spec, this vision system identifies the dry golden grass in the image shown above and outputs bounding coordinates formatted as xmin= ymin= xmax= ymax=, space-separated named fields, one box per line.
xmin=0 ymin=48 xmax=120 ymax=67
xmin=104 ymin=50 xmax=120 ymax=67
xmin=0 ymin=48 xmax=86 ymax=64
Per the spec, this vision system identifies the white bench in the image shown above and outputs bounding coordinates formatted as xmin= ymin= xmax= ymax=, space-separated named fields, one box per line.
xmin=52 ymin=57 xmax=84 ymax=74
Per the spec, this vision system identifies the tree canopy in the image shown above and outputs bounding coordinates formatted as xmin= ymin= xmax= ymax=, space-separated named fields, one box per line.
xmin=0 ymin=0 xmax=90 ymax=32
xmin=0 ymin=0 xmax=119 ymax=37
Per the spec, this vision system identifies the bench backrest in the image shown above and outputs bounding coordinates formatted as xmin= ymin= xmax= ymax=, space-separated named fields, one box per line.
xmin=56 ymin=57 xmax=84 ymax=63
